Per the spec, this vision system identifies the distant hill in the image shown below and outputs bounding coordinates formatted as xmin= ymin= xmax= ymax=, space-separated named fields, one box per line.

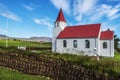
xmin=0 ymin=34 xmax=52 ymax=42
xmin=0 ymin=34 xmax=7 ymax=37
xmin=0 ymin=34 xmax=8 ymax=39
xmin=29 ymin=37 xmax=52 ymax=42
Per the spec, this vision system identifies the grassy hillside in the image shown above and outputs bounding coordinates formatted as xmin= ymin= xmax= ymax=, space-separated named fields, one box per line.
xmin=0 ymin=67 xmax=51 ymax=80
xmin=0 ymin=39 xmax=120 ymax=79
xmin=38 ymin=52 xmax=120 ymax=78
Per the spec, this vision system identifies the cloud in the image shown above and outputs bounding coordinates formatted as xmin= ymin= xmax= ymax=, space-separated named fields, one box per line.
xmin=23 ymin=3 xmax=39 ymax=11
xmin=109 ymin=14 xmax=120 ymax=20
xmin=23 ymin=5 xmax=34 ymax=11
xmin=33 ymin=18 xmax=41 ymax=24
xmin=0 ymin=12 xmax=21 ymax=22
xmin=102 ymin=22 xmax=116 ymax=31
xmin=73 ymin=0 xmax=97 ymax=22
xmin=0 ymin=3 xmax=21 ymax=22
xmin=33 ymin=17 xmax=53 ymax=30
xmin=71 ymin=0 xmax=120 ymax=24
xmin=50 ymin=0 xmax=70 ymax=14
xmin=102 ymin=4 xmax=120 ymax=19
xmin=90 ymin=4 xmax=120 ymax=21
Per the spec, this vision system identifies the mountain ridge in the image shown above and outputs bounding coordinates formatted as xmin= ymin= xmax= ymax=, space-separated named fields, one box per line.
xmin=0 ymin=34 xmax=52 ymax=42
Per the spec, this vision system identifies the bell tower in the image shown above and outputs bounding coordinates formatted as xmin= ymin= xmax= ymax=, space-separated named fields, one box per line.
xmin=52 ymin=8 xmax=67 ymax=52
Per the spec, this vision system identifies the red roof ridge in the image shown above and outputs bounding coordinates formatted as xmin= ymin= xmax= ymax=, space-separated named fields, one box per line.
xmin=66 ymin=23 xmax=101 ymax=27
xmin=55 ymin=8 xmax=66 ymax=22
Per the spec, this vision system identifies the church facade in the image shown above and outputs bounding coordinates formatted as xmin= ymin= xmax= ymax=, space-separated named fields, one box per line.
xmin=52 ymin=9 xmax=114 ymax=57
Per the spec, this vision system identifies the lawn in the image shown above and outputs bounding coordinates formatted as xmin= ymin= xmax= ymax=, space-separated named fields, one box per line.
xmin=0 ymin=67 xmax=51 ymax=80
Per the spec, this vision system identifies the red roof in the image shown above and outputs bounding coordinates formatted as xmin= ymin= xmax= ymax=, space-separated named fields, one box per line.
xmin=100 ymin=30 xmax=114 ymax=40
xmin=57 ymin=24 xmax=101 ymax=39
xmin=55 ymin=8 xmax=66 ymax=22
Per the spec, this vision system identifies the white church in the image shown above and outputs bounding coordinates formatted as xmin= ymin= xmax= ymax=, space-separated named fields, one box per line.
xmin=52 ymin=9 xmax=114 ymax=57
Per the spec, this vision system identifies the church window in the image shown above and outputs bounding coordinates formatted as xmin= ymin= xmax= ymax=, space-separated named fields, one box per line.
xmin=63 ymin=40 xmax=67 ymax=47
xmin=85 ymin=40 xmax=90 ymax=48
xmin=73 ymin=40 xmax=77 ymax=48
xmin=103 ymin=42 xmax=107 ymax=48
xmin=57 ymin=22 xmax=59 ymax=27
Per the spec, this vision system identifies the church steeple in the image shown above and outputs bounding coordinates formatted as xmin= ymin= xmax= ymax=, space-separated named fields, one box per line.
xmin=54 ymin=8 xmax=67 ymax=29
xmin=55 ymin=8 xmax=66 ymax=22
xmin=52 ymin=8 xmax=67 ymax=52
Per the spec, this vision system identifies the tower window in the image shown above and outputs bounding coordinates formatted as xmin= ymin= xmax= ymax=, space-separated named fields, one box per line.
xmin=103 ymin=42 xmax=107 ymax=48
xmin=85 ymin=40 xmax=90 ymax=48
xmin=63 ymin=40 xmax=67 ymax=47
xmin=56 ymin=22 xmax=59 ymax=27
xmin=73 ymin=40 xmax=77 ymax=48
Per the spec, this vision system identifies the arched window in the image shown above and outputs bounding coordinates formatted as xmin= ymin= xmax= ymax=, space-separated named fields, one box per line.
xmin=73 ymin=40 xmax=77 ymax=48
xmin=63 ymin=40 xmax=67 ymax=47
xmin=103 ymin=42 xmax=107 ymax=48
xmin=85 ymin=40 xmax=90 ymax=48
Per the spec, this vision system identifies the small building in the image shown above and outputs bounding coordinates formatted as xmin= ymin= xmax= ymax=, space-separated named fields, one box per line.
xmin=52 ymin=9 xmax=114 ymax=57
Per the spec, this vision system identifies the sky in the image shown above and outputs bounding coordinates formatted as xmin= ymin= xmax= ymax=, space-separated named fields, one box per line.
xmin=0 ymin=0 xmax=120 ymax=38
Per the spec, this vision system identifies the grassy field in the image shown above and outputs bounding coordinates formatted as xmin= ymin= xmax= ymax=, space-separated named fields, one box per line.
xmin=0 ymin=39 xmax=120 ymax=79
xmin=0 ymin=39 xmax=51 ymax=47
xmin=0 ymin=40 xmax=52 ymax=80
xmin=0 ymin=67 xmax=51 ymax=80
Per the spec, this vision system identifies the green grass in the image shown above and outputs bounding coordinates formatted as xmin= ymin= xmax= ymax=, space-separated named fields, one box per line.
xmin=114 ymin=53 xmax=120 ymax=61
xmin=0 ymin=39 xmax=120 ymax=78
xmin=0 ymin=67 xmax=51 ymax=80
xmin=0 ymin=39 xmax=51 ymax=47
xmin=38 ymin=52 xmax=120 ymax=78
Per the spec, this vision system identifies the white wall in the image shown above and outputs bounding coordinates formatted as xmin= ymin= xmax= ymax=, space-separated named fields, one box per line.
xmin=56 ymin=38 xmax=99 ymax=56
xmin=111 ymin=40 xmax=114 ymax=57
xmin=55 ymin=22 xmax=66 ymax=30
xmin=52 ymin=21 xmax=66 ymax=52
xmin=98 ymin=27 xmax=101 ymax=56
xmin=100 ymin=40 xmax=114 ymax=57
